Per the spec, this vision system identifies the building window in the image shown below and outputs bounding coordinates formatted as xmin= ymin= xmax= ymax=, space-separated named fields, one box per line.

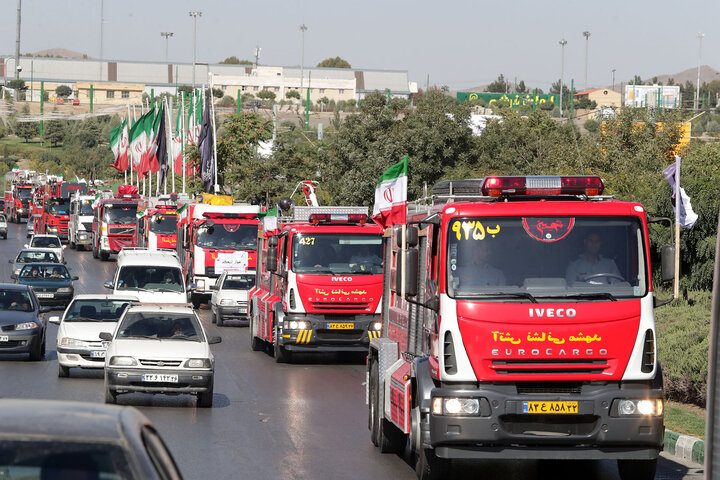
xmin=319 ymin=88 xmax=325 ymax=93
xmin=274 ymin=87 xmax=279 ymax=92
xmin=121 ymin=91 xmax=129 ymax=99
xmin=221 ymin=85 xmax=227 ymax=91
xmin=106 ymin=91 xmax=115 ymax=99
xmin=339 ymin=89 xmax=344 ymax=94
xmin=253 ymin=86 xmax=259 ymax=91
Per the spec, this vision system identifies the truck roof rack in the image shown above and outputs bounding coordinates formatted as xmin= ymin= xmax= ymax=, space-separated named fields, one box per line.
xmin=279 ymin=206 xmax=368 ymax=224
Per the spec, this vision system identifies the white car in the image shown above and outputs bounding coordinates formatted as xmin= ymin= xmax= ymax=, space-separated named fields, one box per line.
xmin=0 ymin=213 xmax=7 ymax=239
xmin=210 ymin=270 xmax=255 ymax=327
xmin=50 ymin=294 xmax=137 ymax=377
xmin=26 ymin=234 xmax=65 ymax=262
xmin=101 ymin=304 xmax=221 ymax=407
xmin=104 ymin=248 xmax=190 ymax=304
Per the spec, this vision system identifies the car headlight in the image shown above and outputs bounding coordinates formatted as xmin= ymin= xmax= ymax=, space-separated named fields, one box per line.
xmin=109 ymin=356 xmax=137 ymax=366
xmin=616 ymin=399 xmax=663 ymax=416
xmin=57 ymin=287 xmax=72 ymax=293
xmin=15 ymin=322 xmax=38 ymax=331
xmin=60 ymin=337 xmax=89 ymax=347
xmin=219 ymin=298 xmax=234 ymax=306
xmin=432 ymin=397 xmax=481 ymax=416
xmin=184 ymin=358 xmax=211 ymax=368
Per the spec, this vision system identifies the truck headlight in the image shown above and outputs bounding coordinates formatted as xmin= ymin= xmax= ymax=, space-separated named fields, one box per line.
xmin=284 ymin=320 xmax=309 ymax=330
xmin=371 ymin=321 xmax=382 ymax=331
xmin=432 ymin=397 xmax=481 ymax=416
xmin=616 ymin=399 xmax=663 ymax=416
xmin=184 ymin=358 xmax=211 ymax=368
xmin=109 ymin=356 xmax=137 ymax=366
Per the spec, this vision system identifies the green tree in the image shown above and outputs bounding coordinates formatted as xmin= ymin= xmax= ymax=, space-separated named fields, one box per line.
xmin=257 ymin=90 xmax=276 ymax=101
xmin=43 ymin=118 xmax=67 ymax=146
xmin=584 ymin=119 xmax=600 ymax=134
xmin=7 ymin=79 xmax=27 ymax=100
xmin=13 ymin=106 xmax=38 ymax=142
xmin=55 ymin=85 xmax=72 ymax=98
xmin=285 ymin=89 xmax=300 ymax=100
xmin=318 ymin=96 xmax=330 ymax=111
xmin=317 ymin=57 xmax=351 ymax=68
xmin=549 ymin=80 xmax=570 ymax=98
xmin=219 ymin=56 xmax=253 ymax=65
xmin=67 ymin=117 xmax=103 ymax=149
xmin=485 ymin=74 xmax=510 ymax=93
xmin=516 ymin=80 xmax=527 ymax=93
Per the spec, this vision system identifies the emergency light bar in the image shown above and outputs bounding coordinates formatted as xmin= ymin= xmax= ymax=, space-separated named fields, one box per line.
xmin=481 ymin=175 xmax=604 ymax=197
xmin=308 ymin=213 xmax=369 ymax=225
xmin=202 ymin=212 xmax=257 ymax=219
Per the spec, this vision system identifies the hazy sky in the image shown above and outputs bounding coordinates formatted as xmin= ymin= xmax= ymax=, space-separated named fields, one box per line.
xmin=2 ymin=0 xmax=718 ymax=92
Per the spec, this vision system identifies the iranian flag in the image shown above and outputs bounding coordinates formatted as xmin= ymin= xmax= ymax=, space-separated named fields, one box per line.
xmin=110 ymin=120 xmax=129 ymax=171
xmin=145 ymin=107 xmax=162 ymax=175
xmin=187 ymin=93 xmax=202 ymax=145
xmin=372 ymin=156 xmax=408 ymax=228
xmin=129 ymin=110 xmax=153 ymax=175
xmin=172 ymin=106 xmax=184 ymax=175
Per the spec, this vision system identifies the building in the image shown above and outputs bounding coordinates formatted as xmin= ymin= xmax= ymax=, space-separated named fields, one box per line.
xmin=573 ymin=88 xmax=622 ymax=109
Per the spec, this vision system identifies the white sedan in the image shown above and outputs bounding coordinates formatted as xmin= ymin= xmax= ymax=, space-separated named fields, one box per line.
xmin=210 ymin=270 xmax=255 ymax=327
xmin=50 ymin=294 xmax=137 ymax=377
xmin=26 ymin=234 xmax=65 ymax=262
xmin=101 ymin=304 xmax=221 ymax=407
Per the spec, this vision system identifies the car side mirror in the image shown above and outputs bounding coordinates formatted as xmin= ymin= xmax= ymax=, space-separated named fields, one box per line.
xmin=10 ymin=273 xmax=17 ymax=280
xmin=7 ymin=259 xmax=12 ymax=263
xmin=23 ymin=244 xmax=28 ymax=248
xmin=72 ymin=276 xmax=79 ymax=281
xmin=208 ymin=336 xmax=222 ymax=345
xmin=48 ymin=316 xmax=61 ymax=325
xmin=103 ymin=281 xmax=113 ymax=289
xmin=40 ymin=306 xmax=53 ymax=313
xmin=99 ymin=332 xmax=113 ymax=341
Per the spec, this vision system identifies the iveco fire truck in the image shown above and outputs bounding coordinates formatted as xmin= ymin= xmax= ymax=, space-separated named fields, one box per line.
xmin=92 ymin=185 xmax=143 ymax=261
xmin=5 ymin=172 xmax=35 ymax=223
xmin=136 ymin=199 xmax=178 ymax=250
xmin=68 ymin=192 xmax=98 ymax=250
xmin=367 ymin=176 xmax=672 ymax=480
xmin=34 ymin=182 xmax=88 ymax=240
xmin=250 ymin=206 xmax=384 ymax=363
xmin=177 ymin=203 xmax=261 ymax=308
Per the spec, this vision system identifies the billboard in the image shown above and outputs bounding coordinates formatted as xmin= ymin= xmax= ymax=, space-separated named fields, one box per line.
xmin=624 ymin=85 xmax=680 ymax=108
xmin=457 ymin=92 xmax=560 ymax=109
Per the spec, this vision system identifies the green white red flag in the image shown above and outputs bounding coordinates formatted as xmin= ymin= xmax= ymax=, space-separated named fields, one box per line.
xmin=372 ymin=156 xmax=408 ymax=228
xmin=129 ymin=110 xmax=154 ymax=176
xmin=110 ymin=120 xmax=129 ymax=171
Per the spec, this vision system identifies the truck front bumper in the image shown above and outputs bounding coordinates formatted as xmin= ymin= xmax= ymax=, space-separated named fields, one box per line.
xmin=279 ymin=313 xmax=381 ymax=352
xmin=426 ymin=381 xmax=663 ymax=460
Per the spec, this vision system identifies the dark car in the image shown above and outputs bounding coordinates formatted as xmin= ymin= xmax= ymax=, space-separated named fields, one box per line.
xmin=0 ymin=399 xmax=183 ymax=479
xmin=12 ymin=263 xmax=78 ymax=307
xmin=0 ymin=283 xmax=51 ymax=360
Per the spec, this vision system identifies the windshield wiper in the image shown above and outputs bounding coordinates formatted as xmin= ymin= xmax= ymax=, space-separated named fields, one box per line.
xmin=121 ymin=334 xmax=157 ymax=340
xmin=463 ymin=292 xmax=538 ymax=303
xmin=544 ymin=292 xmax=617 ymax=302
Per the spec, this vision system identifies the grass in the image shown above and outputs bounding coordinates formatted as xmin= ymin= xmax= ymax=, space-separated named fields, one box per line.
xmin=665 ymin=401 xmax=706 ymax=440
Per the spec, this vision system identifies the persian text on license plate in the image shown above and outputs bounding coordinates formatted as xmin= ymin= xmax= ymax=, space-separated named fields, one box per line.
xmin=0 ymin=336 xmax=8 ymax=342
xmin=327 ymin=323 xmax=354 ymax=330
xmin=90 ymin=350 xmax=106 ymax=358
xmin=141 ymin=374 xmax=179 ymax=383
xmin=36 ymin=293 xmax=53 ymax=298
xmin=522 ymin=401 xmax=578 ymax=414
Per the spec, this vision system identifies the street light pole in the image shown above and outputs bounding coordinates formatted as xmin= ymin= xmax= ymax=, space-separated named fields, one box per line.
xmin=15 ymin=0 xmax=21 ymax=81
xmin=696 ymin=32 xmax=704 ymax=111
xmin=583 ymin=31 xmax=591 ymax=91
xmin=161 ymin=32 xmax=174 ymax=64
xmin=300 ymin=24 xmax=307 ymax=103
xmin=559 ymin=39 xmax=567 ymax=117
xmin=612 ymin=69 xmax=616 ymax=92
xmin=189 ymin=11 xmax=202 ymax=90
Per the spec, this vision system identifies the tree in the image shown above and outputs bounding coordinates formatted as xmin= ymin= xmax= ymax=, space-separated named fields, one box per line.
xmin=318 ymin=96 xmax=330 ymax=111
xmin=516 ymin=80 xmax=527 ymax=93
xmin=67 ymin=117 xmax=103 ymax=149
xmin=549 ymin=80 xmax=570 ymax=97
xmin=43 ymin=118 xmax=67 ymax=146
xmin=485 ymin=74 xmax=510 ymax=93
xmin=219 ymin=56 xmax=252 ymax=65
xmin=55 ymin=85 xmax=72 ymax=98
xmin=257 ymin=90 xmax=276 ymax=101
xmin=7 ymin=79 xmax=27 ymax=100
xmin=12 ymin=105 xmax=38 ymax=142
xmin=285 ymin=90 xmax=300 ymax=100
xmin=178 ymin=85 xmax=195 ymax=97
xmin=317 ymin=57 xmax=351 ymax=68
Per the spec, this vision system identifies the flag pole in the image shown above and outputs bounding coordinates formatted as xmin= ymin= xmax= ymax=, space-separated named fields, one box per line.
xmin=209 ymin=74 xmax=219 ymax=193
xmin=127 ymin=103 xmax=132 ymax=185
xmin=169 ymin=96 xmax=174 ymax=193
xmin=182 ymin=91 xmax=186 ymax=194
xmin=165 ymin=97 xmax=171 ymax=195
xmin=674 ymin=155 xmax=681 ymax=299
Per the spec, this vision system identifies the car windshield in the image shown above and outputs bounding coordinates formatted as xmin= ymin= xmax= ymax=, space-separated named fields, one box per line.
xmin=104 ymin=204 xmax=138 ymax=225
xmin=64 ymin=299 xmax=132 ymax=322
xmin=31 ymin=237 xmax=61 ymax=248
xmin=149 ymin=213 xmax=177 ymax=235
xmin=117 ymin=312 xmax=202 ymax=341
xmin=196 ymin=223 xmax=256 ymax=249
xmin=20 ymin=265 xmax=71 ymax=279
xmin=116 ymin=266 xmax=184 ymax=292
xmin=16 ymin=250 xmax=59 ymax=263
xmin=79 ymin=199 xmax=94 ymax=215
xmin=0 ymin=440 xmax=133 ymax=479
xmin=291 ymin=233 xmax=383 ymax=274
xmin=222 ymin=274 xmax=255 ymax=290
xmin=0 ymin=289 xmax=34 ymax=312
xmin=446 ymin=216 xmax=647 ymax=300
xmin=48 ymin=198 xmax=70 ymax=215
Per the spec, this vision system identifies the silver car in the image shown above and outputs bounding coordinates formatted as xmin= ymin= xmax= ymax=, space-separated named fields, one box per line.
xmin=0 ymin=214 xmax=7 ymax=239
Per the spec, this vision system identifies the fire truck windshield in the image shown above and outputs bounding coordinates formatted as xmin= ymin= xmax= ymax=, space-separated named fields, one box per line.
xmin=196 ymin=223 xmax=256 ymax=249
xmin=291 ymin=233 xmax=383 ymax=274
xmin=446 ymin=216 xmax=648 ymax=300
xmin=103 ymin=205 xmax=137 ymax=225
xmin=150 ymin=213 xmax=178 ymax=235
xmin=79 ymin=200 xmax=94 ymax=215
xmin=48 ymin=199 xmax=70 ymax=215
xmin=16 ymin=188 xmax=32 ymax=199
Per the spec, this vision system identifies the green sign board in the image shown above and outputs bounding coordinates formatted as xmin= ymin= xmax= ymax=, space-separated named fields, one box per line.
xmin=457 ymin=92 xmax=559 ymax=108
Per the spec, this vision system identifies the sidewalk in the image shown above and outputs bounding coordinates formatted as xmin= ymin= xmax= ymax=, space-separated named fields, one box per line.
xmin=665 ymin=429 xmax=704 ymax=466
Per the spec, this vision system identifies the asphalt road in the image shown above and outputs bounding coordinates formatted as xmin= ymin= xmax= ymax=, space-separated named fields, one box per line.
xmin=0 ymin=222 xmax=705 ymax=480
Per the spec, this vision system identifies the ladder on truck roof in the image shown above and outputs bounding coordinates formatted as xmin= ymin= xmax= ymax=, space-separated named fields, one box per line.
xmin=279 ymin=206 xmax=368 ymax=224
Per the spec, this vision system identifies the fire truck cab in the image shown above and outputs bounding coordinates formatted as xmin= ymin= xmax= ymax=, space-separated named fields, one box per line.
xmin=250 ymin=206 xmax=384 ymax=363
xmin=5 ymin=171 xmax=35 ymax=223
xmin=136 ymin=197 xmax=179 ymax=250
xmin=34 ymin=182 xmax=88 ymax=241
xmin=68 ymin=193 xmax=98 ymax=250
xmin=367 ymin=176 xmax=673 ymax=480
xmin=92 ymin=186 xmax=142 ymax=261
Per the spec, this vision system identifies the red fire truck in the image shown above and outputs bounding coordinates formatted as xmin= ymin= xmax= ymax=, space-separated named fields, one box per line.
xmin=136 ymin=198 xmax=179 ymax=250
xmin=33 ymin=182 xmax=88 ymax=240
xmin=6 ymin=180 xmax=34 ymax=223
xmin=92 ymin=185 xmax=143 ymax=261
xmin=367 ymin=176 xmax=672 ymax=480
xmin=249 ymin=206 xmax=384 ymax=362
xmin=177 ymin=203 xmax=261 ymax=308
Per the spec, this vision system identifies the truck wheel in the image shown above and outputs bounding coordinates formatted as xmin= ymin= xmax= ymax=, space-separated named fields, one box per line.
xmin=69 ymin=239 xmax=76 ymax=249
xmin=250 ymin=317 xmax=263 ymax=351
xmin=92 ymin=243 xmax=99 ymax=259
xmin=617 ymin=459 xmax=657 ymax=480
xmin=273 ymin=324 xmax=291 ymax=363
xmin=369 ymin=361 xmax=380 ymax=446
xmin=99 ymin=251 xmax=109 ymax=261
xmin=415 ymin=448 xmax=449 ymax=480
xmin=371 ymin=362 xmax=406 ymax=453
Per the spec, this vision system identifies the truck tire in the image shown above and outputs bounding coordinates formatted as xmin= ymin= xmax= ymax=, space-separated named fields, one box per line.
xmin=69 ymin=238 xmax=76 ymax=249
xmin=250 ymin=316 xmax=264 ymax=351
xmin=369 ymin=361 xmax=380 ymax=446
xmin=370 ymin=363 xmax=406 ymax=453
xmin=617 ymin=459 xmax=657 ymax=480
xmin=273 ymin=323 xmax=291 ymax=363
xmin=432 ymin=179 xmax=484 ymax=196
xmin=92 ymin=243 xmax=99 ymax=259
xmin=99 ymin=251 xmax=110 ymax=261
xmin=415 ymin=448 xmax=449 ymax=480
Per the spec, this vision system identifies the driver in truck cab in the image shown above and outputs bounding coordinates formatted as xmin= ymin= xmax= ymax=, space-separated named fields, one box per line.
xmin=454 ymin=243 xmax=506 ymax=288
xmin=565 ymin=231 xmax=622 ymax=285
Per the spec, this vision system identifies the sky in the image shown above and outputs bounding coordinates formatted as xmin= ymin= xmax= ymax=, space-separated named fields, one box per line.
xmin=1 ymin=0 xmax=719 ymax=92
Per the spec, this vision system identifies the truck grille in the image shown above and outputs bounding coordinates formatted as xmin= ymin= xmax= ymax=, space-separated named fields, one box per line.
xmin=516 ymin=382 xmax=583 ymax=395
xmin=109 ymin=227 xmax=135 ymax=235
xmin=492 ymin=359 xmax=608 ymax=375
xmin=311 ymin=302 xmax=370 ymax=311
xmin=139 ymin=359 xmax=182 ymax=367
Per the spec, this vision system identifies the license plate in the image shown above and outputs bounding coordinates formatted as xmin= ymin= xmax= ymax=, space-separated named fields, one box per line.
xmin=90 ymin=350 xmax=106 ymax=358
xmin=36 ymin=293 xmax=53 ymax=298
xmin=141 ymin=374 xmax=178 ymax=383
xmin=522 ymin=401 xmax=579 ymax=414
xmin=238 ymin=308 xmax=247 ymax=314
xmin=327 ymin=322 xmax=354 ymax=330
xmin=0 ymin=336 xmax=8 ymax=342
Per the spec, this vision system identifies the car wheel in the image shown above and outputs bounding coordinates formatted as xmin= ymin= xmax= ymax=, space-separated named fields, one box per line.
xmin=99 ymin=251 xmax=110 ymax=261
xmin=40 ymin=337 xmax=46 ymax=357
xmin=58 ymin=364 xmax=70 ymax=377
xmin=104 ymin=377 xmax=117 ymax=404
xmin=197 ymin=379 xmax=214 ymax=408
xmin=211 ymin=309 xmax=217 ymax=324
xmin=216 ymin=312 xmax=224 ymax=327
xmin=28 ymin=339 xmax=43 ymax=361
xmin=273 ymin=322 xmax=291 ymax=363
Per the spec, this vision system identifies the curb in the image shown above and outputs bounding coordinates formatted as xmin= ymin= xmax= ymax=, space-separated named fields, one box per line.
xmin=664 ymin=429 xmax=704 ymax=466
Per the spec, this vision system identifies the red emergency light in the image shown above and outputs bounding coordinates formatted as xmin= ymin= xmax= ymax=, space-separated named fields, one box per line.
xmin=481 ymin=176 xmax=604 ymax=197
xmin=202 ymin=212 xmax=257 ymax=219
xmin=308 ymin=213 xmax=369 ymax=224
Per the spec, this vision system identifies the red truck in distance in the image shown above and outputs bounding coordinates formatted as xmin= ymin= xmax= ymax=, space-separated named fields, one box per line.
xmin=33 ymin=182 xmax=88 ymax=240
xmin=136 ymin=198 xmax=179 ymax=250
xmin=92 ymin=185 xmax=143 ymax=261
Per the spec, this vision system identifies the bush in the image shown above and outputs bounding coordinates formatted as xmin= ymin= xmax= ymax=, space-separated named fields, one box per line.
xmin=584 ymin=119 xmax=600 ymax=133
xmin=539 ymin=100 xmax=554 ymax=111
xmin=218 ymin=96 xmax=236 ymax=107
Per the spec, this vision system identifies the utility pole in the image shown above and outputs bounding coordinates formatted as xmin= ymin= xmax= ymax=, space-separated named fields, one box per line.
xmin=99 ymin=0 xmax=104 ymax=78
xmin=254 ymin=44 xmax=261 ymax=69
xmin=583 ymin=31 xmax=591 ymax=91
xmin=300 ymin=24 xmax=307 ymax=107
xmin=189 ymin=11 xmax=202 ymax=89
xmin=559 ymin=39 xmax=567 ymax=117
xmin=696 ymin=32 xmax=704 ymax=111
xmin=161 ymin=32 xmax=174 ymax=64
xmin=15 ymin=0 xmax=21 ymax=81
xmin=612 ymin=69 xmax=616 ymax=92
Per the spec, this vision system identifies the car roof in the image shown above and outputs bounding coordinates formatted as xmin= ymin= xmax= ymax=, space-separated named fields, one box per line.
xmin=125 ymin=303 xmax=195 ymax=315
xmin=117 ymin=251 xmax=182 ymax=268
xmin=16 ymin=248 xmax=58 ymax=255
xmin=31 ymin=234 xmax=61 ymax=239
xmin=0 ymin=399 xmax=149 ymax=443
xmin=0 ymin=283 xmax=32 ymax=292
xmin=70 ymin=294 xmax=139 ymax=301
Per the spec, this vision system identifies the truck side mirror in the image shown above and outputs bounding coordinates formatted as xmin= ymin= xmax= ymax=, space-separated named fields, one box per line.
xmin=406 ymin=226 xmax=418 ymax=247
xmin=268 ymin=236 xmax=278 ymax=248
xmin=267 ymin=247 xmax=278 ymax=272
xmin=661 ymin=244 xmax=675 ymax=283
xmin=395 ymin=248 xmax=418 ymax=297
